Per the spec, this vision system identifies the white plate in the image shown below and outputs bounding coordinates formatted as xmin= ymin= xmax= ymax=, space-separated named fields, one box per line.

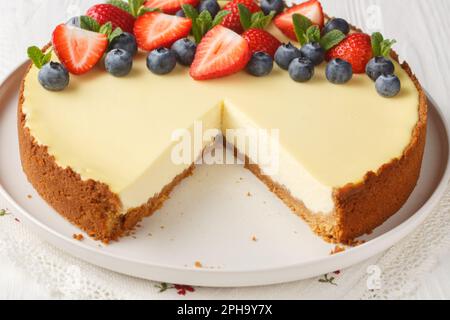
xmin=1 ymin=62 xmax=449 ymax=287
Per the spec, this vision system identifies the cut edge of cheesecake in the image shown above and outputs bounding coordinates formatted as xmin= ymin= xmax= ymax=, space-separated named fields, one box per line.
xmin=17 ymin=37 xmax=427 ymax=244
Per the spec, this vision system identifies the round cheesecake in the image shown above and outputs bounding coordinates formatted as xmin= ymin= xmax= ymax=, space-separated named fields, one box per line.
xmin=18 ymin=20 xmax=427 ymax=243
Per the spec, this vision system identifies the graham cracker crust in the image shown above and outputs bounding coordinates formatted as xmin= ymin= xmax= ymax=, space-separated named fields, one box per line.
xmin=17 ymin=22 xmax=427 ymax=243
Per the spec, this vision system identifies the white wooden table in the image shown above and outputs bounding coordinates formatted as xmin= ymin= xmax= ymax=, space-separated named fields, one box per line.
xmin=0 ymin=0 xmax=449 ymax=299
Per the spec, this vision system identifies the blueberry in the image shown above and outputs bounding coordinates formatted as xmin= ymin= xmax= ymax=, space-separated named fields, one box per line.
xmin=175 ymin=9 xmax=186 ymax=17
xmin=38 ymin=62 xmax=69 ymax=91
xmin=325 ymin=58 xmax=353 ymax=84
xmin=147 ymin=47 xmax=177 ymax=75
xmin=198 ymin=0 xmax=220 ymax=18
xmin=171 ymin=38 xmax=197 ymax=66
xmin=366 ymin=56 xmax=395 ymax=81
xmin=274 ymin=43 xmax=302 ymax=70
xmin=105 ymin=49 xmax=133 ymax=77
xmin=246 ymin=52 xmax=273 ymax=77
xmin=260 ymin=0 xmax=285 ymax=16
xmin=300 ymin=42 xmax=325 ymax=66
xmin=323 ymin=18 xmax=350 ymax=35
xmin=375 ymin=74 xmax=401 ymax=97
xmin=288 ymin=57 xmax=314 ymax=82
xmin=109 ymin=32 xmax=138 ymax=56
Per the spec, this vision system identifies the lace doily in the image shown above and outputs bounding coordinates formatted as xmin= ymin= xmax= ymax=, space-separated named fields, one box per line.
xmin=1 ymin=183 xmax=449 ymax=300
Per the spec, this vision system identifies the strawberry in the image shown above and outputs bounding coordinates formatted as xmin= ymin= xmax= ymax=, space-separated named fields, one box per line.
xmin=190 ymin=25 xmax=251 ymax=80
xmin=242 ymin=29 xmax=281 ymax=57
xmin=144 ymin=0 xmax=200 ymax=15
xmin=221 ymin=0 xmax=261 ymax=34
xmin=326 ymin=33 xmax=373 ymax=73
xmin=86 ymin=4 xmax=135 ymax=34
xmin=134 ymin=12 xmax=192 ymax=51
xmin=274 ymin=0 xmax=324 ymax=40
xmin=52 ymin=24 xmax=108 ymax=75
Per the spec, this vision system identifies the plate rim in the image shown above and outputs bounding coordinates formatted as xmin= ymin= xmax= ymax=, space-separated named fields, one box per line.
xmin=1 ymin=60 xmax=449 ymax=287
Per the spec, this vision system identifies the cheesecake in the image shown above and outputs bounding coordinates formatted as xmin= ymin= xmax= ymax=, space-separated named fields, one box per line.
xmin=18 ymin=0 xmax=427 ymax=243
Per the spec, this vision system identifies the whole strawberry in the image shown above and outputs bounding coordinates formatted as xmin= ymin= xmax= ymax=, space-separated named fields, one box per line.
xmin=242 ymin=29 xmax=281 ymax=58
xmin=86 ymin=4 xmax=135 ymax=34
xmin=326 ymin=33 xmax=373 ymax=74
xmin=221 ymin=0 xmax=261 ymax=34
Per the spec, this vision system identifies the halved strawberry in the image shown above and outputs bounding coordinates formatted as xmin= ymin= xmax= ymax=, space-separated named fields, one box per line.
xmin=274 ymin=0 xmax=324 ymax=40
xmin=52 ymin=24 xmax=108 ymax=75
xmin=144 ymin=0 xmax=200 ymax=15
xmin=190 ymin=25 xmax=251 ymax=80
xmin=242 ymin=29 xmax=281 ymax=57
xmin=221 ymin=0 xmax=261 ymax=34
xmin=86 ymin=4 xmax=135 ymax=34
xmin=134 ymin=12 xmax=192 ymax=51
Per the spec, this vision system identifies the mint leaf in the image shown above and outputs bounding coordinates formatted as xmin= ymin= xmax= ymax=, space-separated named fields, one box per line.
xmin=99 ymin=22 xmax=113 ymax=37
xmin=109 ymin=27 xmax=123 ymax=42
xmin=212 ymin=10 xmax=230 ymax=27
xmin=319 ymin=29 xmax=345 ymax=51
xmin=182 ymin=4 xmax=199 ymax=20
xmin=380 ymin=39 xmax=396 ymax=57
xmin=238 ymin=3 xmax=252 ymax=31
xmin=371 ymin=32 xmax=383 ymax=56
xmin=129 ymin=0 xmax=146 ymax=17
xmin=80 ymin=15 xmax=100 ymax=32
xmin=137 ymin=6 xmax=160 ymax=16
xmin=106 ymin=0 xmax=131 ymax=14
xmin=27 ymin=46 xmax=52 ymax=69
xmin=306 ymin=25 xmax=320 ymax=43
xmin=292 ymin=13 xmax=310 ymax=46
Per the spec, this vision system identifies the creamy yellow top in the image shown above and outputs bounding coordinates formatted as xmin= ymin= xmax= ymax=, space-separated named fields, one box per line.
xmin=22 ymin=26 xmax=419 ymax=195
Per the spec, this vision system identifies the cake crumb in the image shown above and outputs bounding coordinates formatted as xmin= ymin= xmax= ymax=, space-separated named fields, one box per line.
xmin=247 ymin=192 xmax=252 ymax=197
xmin=27 ymin=194 xmax=32 ymax=199
xmin=251 ymin=235 xmax=258 ymax=242
xmin=160 ymin=225 xmax=165 ymax=230
xmin=73 ymin=234 xmax=84 ymax=241
xmin=330 ymin=245 xmax=345 ymax=255
xmin=194 ymin=261 xmax=203 ymax=268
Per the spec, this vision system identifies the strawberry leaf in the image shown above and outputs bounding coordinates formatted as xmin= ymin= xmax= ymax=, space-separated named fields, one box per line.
xmin=129 ymin=0 xmax=146 ymax=17
xmin=106 ymin=0 xmax=131 ymax=14
xmin=292 ymin=13 xmax=311 ymax=46
xmin=238 ymin=3 xmax=252 ymax=31
xmin=212 ymin=10 xmax=230 ymax=27
xmin=80 ymin=15 xmax=100 ymax=32
xmin=27 ymin=46 xmax=52 ymax=69
xmin=320 ymin=29 xmax=345 ymax=51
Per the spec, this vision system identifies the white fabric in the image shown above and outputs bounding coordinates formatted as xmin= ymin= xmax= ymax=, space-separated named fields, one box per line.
xmin=1 ymin=0 xmax=450 ymax=300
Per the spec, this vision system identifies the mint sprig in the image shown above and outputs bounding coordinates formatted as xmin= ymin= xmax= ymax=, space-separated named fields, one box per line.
xmin=80 ymin=17 xmax=123 ymax=42
xmin=80 ymin=16 xmax=101 ymax=32
xmin=107 ymin=0 xmax=131 ymax=13
xmin=107 ymin=0 xmax=159 ymax=18
xmin=292 ymin=13 xmax=345 ymax=50
xmin=27 ymin=46 xmax=52 ymax=69
xmin=371 ymin=32 xmax=396 ymax=57
xmin=238 ymin=4 xmax=275 ymax=30
xmin=182 ymin=4 xmax=229 ymax=43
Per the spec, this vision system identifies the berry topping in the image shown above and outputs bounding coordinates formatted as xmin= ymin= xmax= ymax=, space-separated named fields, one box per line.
xmin=325 ymin=58 xmax=353 ymax=84
xmin=274 ymin=43 xmax=302 ymax=70
xmin=246 ymin=51 xmax=273 ymax=77
xmin=171 ymin=38 xmax=197 ymax=66
xmin=274 ymin=0 xmax=324 ymax=40
xmin=323 ymin=18 xmax=350 ymax=36
xmin=288 ymin=57 xmax=314 ymax=82
xmin=105 ymin=48 xmax=133 ymax=77
xmin=190 ymin=25 xmax=251 ymax=80
xmin=52 ymin=24 xmax=108 ymax=75
xmin=326 ymin=33 xmax=373 ymax=74
xmin=134 ymin=12 xmax=192 ymax=51
xmin=366 ymin=56 xmax=395 ymax=81
xmin=144 ymin=0 xmax=200 ymax=15
xmin=242 ymin=29 xmax=281 ymax=58
xmin=86 ymin=4 xmax=135 ymax=33
xmin=38 ymin=62 xmax=70 ymax=92
xmin=198 ymin=0 xmax=221 ymax=18
xmin=375 ymin=74 xmax=401 ymax=97
xmin=221 ymin=0 xmax=261 ymax=34
xmin=146 ymin=47 xmax=177 ymax=74
xmin=109 ymin=32 xmax=138 ymax=55
xmin=260 ymin=0 xmax=285 ymax=16
xmin=300 ymin=42 xmax=324 ymax=66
